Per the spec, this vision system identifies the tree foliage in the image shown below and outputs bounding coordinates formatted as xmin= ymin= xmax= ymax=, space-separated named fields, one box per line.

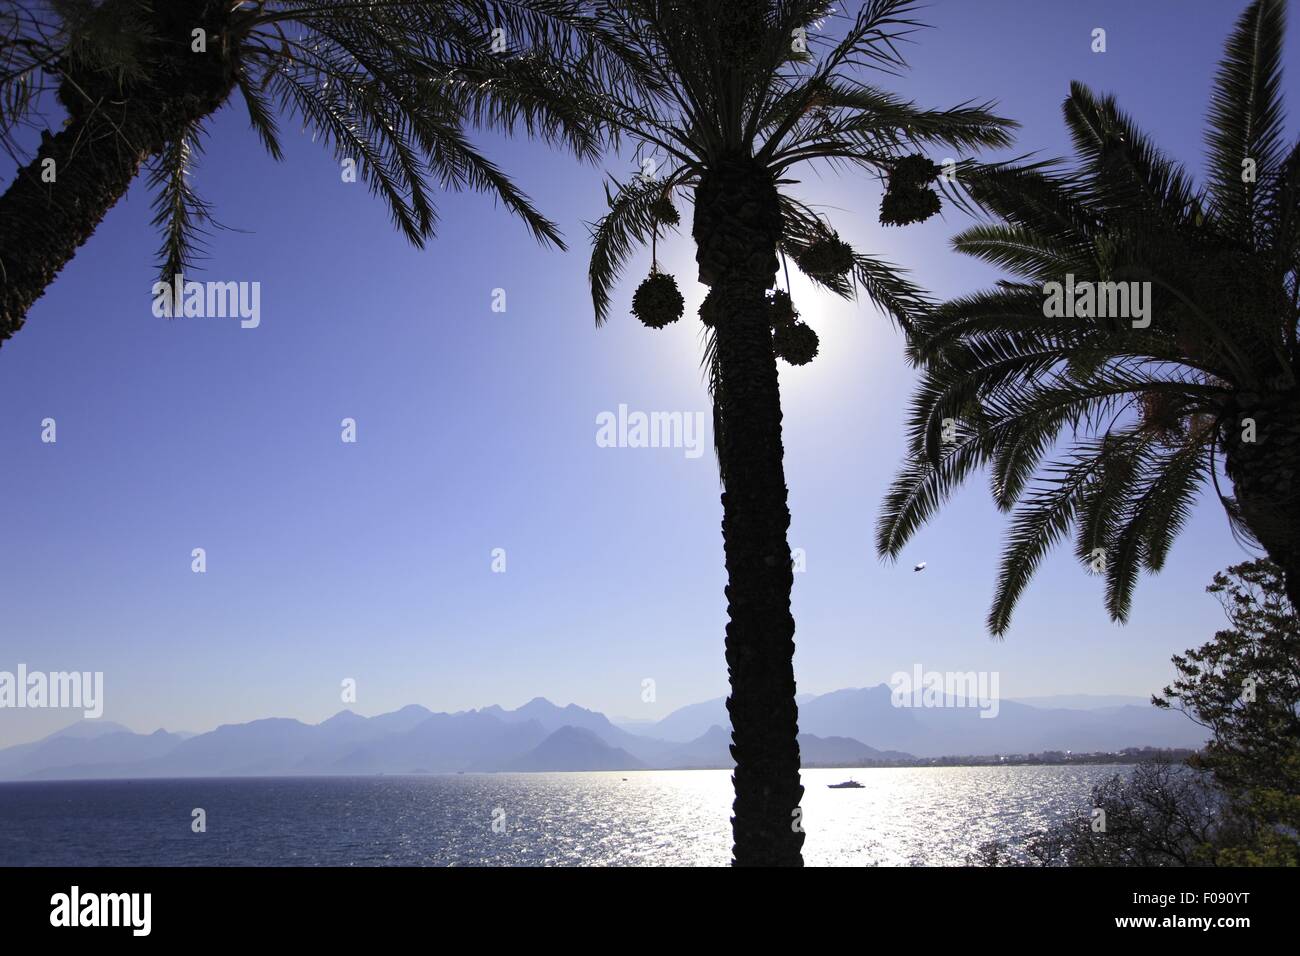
xmin=971 ymin=560 xmax=1300 ymax=867
xmin=1 ymin=0 xmax=606 ymax=283
xmin=568 ymin=0 xmax=1014 ymax=472
xmin=878 ymin=0 xmax=1300 ymax=633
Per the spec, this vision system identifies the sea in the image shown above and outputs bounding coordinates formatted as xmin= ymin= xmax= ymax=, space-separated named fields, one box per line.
xmin=0 ymin=764 xmax=1128 ymax=866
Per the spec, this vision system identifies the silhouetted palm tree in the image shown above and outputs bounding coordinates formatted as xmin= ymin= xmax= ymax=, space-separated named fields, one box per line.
xmin=577 ymin=0 xmax=1013 ymax=865
xmin=0 ymin=0 xmax=599 ymax=346
xmin=878 ymin=0 xmax=1300 ymax=623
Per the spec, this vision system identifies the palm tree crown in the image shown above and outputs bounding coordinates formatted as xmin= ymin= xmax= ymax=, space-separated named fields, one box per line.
xmin=877 ymin=0 xmax=1300 ymax=629
xmin=580 ymin=0 xmax=1011 ymax=346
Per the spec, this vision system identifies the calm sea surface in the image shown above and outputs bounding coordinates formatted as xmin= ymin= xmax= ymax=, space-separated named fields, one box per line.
xmin=0 ymin=765 xmax=1128 ymax=866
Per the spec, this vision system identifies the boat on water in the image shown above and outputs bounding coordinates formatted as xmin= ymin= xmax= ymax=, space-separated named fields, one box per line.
xmin=828 ymin=780 xmax=864 ymax=789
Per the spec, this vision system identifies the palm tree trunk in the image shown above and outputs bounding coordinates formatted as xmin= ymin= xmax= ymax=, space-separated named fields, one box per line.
xmin=693 ymin=155 xmax=805 ymax=867
xmin=1223 ymin=391 xmax=1300 ymax=609
xmin=0 ymin=111 xmax=158 ymax=345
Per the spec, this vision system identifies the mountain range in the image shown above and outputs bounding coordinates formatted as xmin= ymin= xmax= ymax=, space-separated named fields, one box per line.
xmin=0 ymin=685 xmax=1207 ymax=781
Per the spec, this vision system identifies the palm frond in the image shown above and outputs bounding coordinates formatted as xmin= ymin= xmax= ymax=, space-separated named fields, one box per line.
xmin=587 ymin=172 xmax=684 ymax=325
xmin=236 ymin=69 xmax=284 ymax=162
xmin=701 ymin=324 xmax=727 ymax=482
xmin=146 ymin=122 xmax=213 ymax=288
xmin=984 ymin=458 xmax=1090 ymax=635
xmin=1204 ymin=0 xmax=1287 ymax=244
xmin=1063 ymin=81 xmax=1203 ymax=227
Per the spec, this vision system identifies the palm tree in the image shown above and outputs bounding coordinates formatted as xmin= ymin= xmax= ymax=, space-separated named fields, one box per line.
xmin=575 ymin=0 xmax=1013 ymax=865
xmin=0 ymin=0 xmax=600 ymax=347
xmin=877 ymin=0 xmax=1300 ymax=626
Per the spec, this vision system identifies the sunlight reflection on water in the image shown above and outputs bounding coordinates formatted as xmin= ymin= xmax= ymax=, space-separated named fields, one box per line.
xmin=0 ymin=765 xmax=1127 ymax=866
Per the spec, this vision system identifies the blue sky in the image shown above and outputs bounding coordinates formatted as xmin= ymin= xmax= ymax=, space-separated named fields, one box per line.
xmin=0 ymin=1 xmax=1291 ymax=747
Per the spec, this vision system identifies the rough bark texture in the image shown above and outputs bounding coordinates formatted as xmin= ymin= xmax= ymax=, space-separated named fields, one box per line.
xmin=1223 ymin=390 xmax=1300 ymax=610
xmin=0 ymin=0 xmax=236 ymax=347
xmin=693 ymin=154 xmax=805 ymax=867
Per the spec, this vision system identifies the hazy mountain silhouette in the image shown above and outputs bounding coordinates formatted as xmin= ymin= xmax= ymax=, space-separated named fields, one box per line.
xmin=327 ymin=712 xmax=549 ymax=773
xmin=667 ymin=725 xmax=913 ymax=768
xmin=0 ymin=687 xmax=1207 ymax=780
xmin=795 ymin=685 xmax=1200 ymax=756
xmin=630 ymin=686 xmax=1203 ymax=757
xmin=507 ymin=726 xmax=644 ymax=771
xmin=635 ymin=698 xmax=729 ymax=743
xmin=0 ymin=718 xmax=135 ymax=775
xmin=473 ymin=697 xmax=679 ymax=765
xmin=1007 ymin=694 xmax=1149 ymax=709
xmin=799 ymin=733 xmax=913 ymax=766
xmin=0 ymin=725 xmax=182 ymax=777
xmin=662 ymin=724 xmax=732 ymax=767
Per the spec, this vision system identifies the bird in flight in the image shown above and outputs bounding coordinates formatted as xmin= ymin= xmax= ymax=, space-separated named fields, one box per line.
xmin=913 ymin=562 xmax=927 ymax=572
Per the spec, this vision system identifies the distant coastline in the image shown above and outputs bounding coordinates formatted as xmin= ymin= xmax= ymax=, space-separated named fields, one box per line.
xmin=671 ymin=746 xmax=1198 ymax=772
